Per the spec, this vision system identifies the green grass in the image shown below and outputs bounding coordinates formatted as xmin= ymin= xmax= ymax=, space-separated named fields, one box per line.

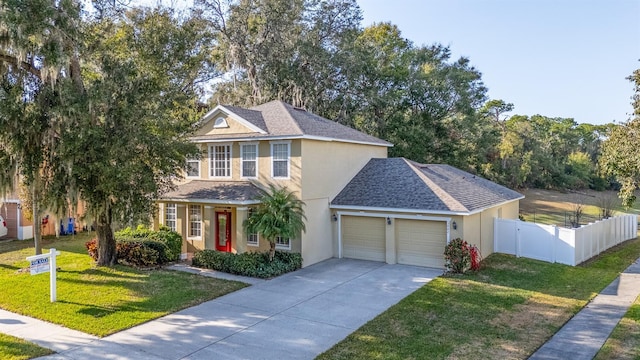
xmin=519 ymin=189 xmax=640 ymax=226
xmin=318 ymin=237 xmax=640 ymax=360
xmin=594 ymin=294 xmax=640 ymax=359
xmin=0 ymin=233 xmax=247 ymax=337
xmin=0 ymin=333 xmax=53 ymax=360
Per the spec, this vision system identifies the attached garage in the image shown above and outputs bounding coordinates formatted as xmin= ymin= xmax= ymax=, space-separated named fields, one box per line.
xmin=396 ymin=219 xmax=447 ymax=268
xmin=331 ymin=158 xmax=524 ymax=268
xmin=342 ymin=215 xmax=386 ymax=262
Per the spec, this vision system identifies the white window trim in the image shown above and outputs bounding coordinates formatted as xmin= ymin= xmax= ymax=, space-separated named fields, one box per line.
xmin=209 ymin=143 xmax=233 ymax=179
xmin=187 ymin=205 xmax=203 ymax=240
xmin=213 ymin=117 xmax=229 ymax=128
xmin=164 ymin=203 xmax=177 ymax=232
xmin=270 ymin=141 xmax=291 ymax=179
xmin=275 ymin=236 xmax=291 ymax=250
xmin=186 ymin=157 xmax=201 ymax=179
xmin=240 ymin=142 xmax=259 ymax=179
xmin=247 ymin=233 xmax=259 ymax=247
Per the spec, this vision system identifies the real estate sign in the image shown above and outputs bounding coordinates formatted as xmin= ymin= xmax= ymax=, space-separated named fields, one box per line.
xmin=29 ymin=257 xmax=50 ymax=275
xmin=26 ymin=248 xmax=61 ymax=302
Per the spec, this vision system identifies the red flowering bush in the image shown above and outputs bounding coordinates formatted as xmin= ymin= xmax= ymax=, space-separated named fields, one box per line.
xmin=444 ymin=238 xmax=481 ymax=274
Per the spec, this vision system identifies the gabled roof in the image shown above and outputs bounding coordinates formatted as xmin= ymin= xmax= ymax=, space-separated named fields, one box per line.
xmin=161 ymin=180 xmax=263 ymax=205
xmin=194 ymin=100 xmax=392 ymax=147
xmin=330 ymin=158 xmax=523 ymax=215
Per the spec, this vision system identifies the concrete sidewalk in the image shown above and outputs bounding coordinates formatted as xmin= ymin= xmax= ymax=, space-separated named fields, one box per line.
xmin=530 ymin=258 xmax=640 ymax=360
xmin=0 ymin=258 xmax=440 ymax=360
xmin=0 ymin=309 xmax=97 ymax=354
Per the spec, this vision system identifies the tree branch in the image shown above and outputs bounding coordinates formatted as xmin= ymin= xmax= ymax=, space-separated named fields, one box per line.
xmin=0 ymin=53 xmax=42 ymax=80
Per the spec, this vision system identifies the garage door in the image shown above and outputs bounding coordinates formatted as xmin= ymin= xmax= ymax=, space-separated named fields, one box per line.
xmin=396 ymin=219 xmax=447 ymax=268
xmin=342 ymin=216 xmax=386 ymax=262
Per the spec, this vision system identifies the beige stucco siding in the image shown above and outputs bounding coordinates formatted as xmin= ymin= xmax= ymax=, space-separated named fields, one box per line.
xmin=300 ymin=140 xmax=387 ymax=201
xmin=301 ymin=198 xmax=334 ymax=266
xmin=195 ymin=112 xmax=259 ymax=137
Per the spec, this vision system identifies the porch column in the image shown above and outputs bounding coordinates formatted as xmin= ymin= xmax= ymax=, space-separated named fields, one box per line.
xmin=235 ymin=207 xmax=248 ymax=254
xmin=176 ymin=204 xmax=187 ymax=256
xmin=204 ymin=206 xmax=214 ymax=250
xmin=154 ymin=203 xmax=163 ymax=231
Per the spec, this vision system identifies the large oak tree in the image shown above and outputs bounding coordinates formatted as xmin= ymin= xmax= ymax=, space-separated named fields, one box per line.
xmin=0 ymin=2 xmax=214 ymax=264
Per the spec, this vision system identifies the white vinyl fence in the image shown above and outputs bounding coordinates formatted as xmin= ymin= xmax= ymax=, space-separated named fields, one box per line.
xmin=494 ymin=215 xmax=638 ymax=266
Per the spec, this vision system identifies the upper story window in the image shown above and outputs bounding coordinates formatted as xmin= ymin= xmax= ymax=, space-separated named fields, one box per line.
xmin=186 ymin=157 xmax=200 ymax=178
xmin=164 ymin=203 xmax=176 ymax=232
xmin=213 ymin=117 xmax=229 ymax=128
xmin=241 ymin=143 xmax=258 ymax=178
xmin=271 ymin=142 xmax=290 ymax=178
xmin=210 ymin=144 xmax=231 ymax=178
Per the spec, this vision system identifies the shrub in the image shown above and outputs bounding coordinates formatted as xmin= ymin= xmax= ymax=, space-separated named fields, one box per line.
xmin=115 ymin=225 xmax=153 ymax=238
xmin=444 ymin=238 xmax=477 ymax=274
xmin=192 ymin=250 xmax=303 ymax=278
xmin=117 ymin=241 xmax=159 ymax=267
xmin=148 ymin=230 xmax=182 ymax=262
xmin=114 ymin=226 xmax=183 ymax=265
xmin=86 ymin=226 xmax=181 ymax=267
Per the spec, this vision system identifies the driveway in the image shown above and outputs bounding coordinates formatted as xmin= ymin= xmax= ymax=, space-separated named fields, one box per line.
xmin=42 ymin=258 xmax=442 ymax=360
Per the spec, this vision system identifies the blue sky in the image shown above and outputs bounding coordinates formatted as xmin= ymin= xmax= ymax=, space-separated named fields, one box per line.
xmin=358 ymin=0 xmax=640 ymax=125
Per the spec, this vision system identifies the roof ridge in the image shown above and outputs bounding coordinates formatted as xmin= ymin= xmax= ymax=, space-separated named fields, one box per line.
xmin=277 ymin=101 xmax=304 ymax=135
xmin=403 ymin=159 xmax=469 ymax=212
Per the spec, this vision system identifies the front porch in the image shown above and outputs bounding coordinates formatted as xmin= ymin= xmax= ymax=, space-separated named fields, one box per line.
xmin=156 ymin=180 xmax=283 ymax=259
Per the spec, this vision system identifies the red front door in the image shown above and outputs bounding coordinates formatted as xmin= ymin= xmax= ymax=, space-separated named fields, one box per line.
xmin=215 ymin=211 xmax=232 ymax=252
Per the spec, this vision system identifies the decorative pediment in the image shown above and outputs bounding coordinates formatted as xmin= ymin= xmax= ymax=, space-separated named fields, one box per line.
xmin=195 ymin=105 xmax=267 ymax=136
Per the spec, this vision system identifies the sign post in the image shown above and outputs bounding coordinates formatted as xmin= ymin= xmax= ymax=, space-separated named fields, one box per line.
xmin=26 ymin=248 xmax=61 ymax=302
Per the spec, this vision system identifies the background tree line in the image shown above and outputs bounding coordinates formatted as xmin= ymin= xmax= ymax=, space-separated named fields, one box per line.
xmin=198 ymin=0 xmax=621 ymax=191
xmin=0 ymin=0 xmax=637 ymax=263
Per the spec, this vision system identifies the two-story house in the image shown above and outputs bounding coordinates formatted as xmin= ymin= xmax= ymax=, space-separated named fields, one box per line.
xmin=155 ymin=100 xmax=390 ymax=266
xmin=155 ymin=100 xmax=523 ymax=268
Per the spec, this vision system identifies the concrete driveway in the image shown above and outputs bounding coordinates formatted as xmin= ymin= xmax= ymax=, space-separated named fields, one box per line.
xmin=41 ymin=258 xmax=442 ymax=360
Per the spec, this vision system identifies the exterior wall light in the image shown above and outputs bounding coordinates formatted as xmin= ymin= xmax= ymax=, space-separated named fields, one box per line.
xmin=386 ymin=217 xmax=392 ymax=225
xmin=452 ymin=221 xmax=457 ymax=230
xmin=332 ymin=214 xmax=338 ymax=222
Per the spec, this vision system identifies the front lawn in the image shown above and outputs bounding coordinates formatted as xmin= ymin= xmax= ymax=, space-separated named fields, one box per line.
xmin=318 ymin=237 xmax=640 ymax=359
xmin=0 ymin=333 xmax=53 ymax=360
xmin=0 ymin=233 xmax=247 ymax=337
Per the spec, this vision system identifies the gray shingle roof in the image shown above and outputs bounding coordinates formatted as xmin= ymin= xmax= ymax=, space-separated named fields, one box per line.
xmin=331 ymin=158 xmax=523 ymax=213
xmin=223 ymin=105 xmax=268 ymax=132
xmin=196 ymin=100 xmax=391 ymax=146
xmin=161 ymin=180 xmax=263 ymax=203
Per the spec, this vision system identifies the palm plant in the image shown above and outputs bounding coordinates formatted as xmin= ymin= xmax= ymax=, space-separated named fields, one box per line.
xmin=244 ymin=185 xmax=306 ymax=261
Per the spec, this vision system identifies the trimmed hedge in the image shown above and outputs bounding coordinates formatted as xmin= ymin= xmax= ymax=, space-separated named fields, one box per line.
xmin=192 ymin=250 xmax=303 ymax=278
xmin=84 ymin=226 xmax=183 ymax=267
xmin=116 ymin=226 xmax=182 ymax=262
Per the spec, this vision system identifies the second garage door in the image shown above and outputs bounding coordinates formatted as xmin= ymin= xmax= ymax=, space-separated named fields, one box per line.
xmin=396 ymin=219 xmax=447 ymax=268
xmin=342 ymin=216 xmax=386 ymax=262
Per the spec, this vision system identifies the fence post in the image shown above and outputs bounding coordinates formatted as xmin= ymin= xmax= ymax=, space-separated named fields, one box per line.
xmin=494 ymin=218 xmax=498 ymax=253
xmin=515 ymin=222 xmax=520 ymax=258
xmin=552 ymin=225 xmax=558 ymax=263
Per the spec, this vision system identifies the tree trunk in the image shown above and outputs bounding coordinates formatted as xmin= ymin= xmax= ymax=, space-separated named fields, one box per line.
xmin=31 ymin=184 xmax=42 ymax=255
xmin=96 ymin=208 xmax=117 ymax=266
xmin=268 ymin=241 xmax=276 ymax=262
